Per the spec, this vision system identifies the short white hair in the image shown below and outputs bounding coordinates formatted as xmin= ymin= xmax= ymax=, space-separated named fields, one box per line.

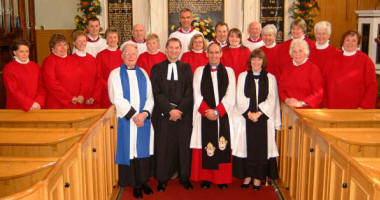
xmin=122 ymin=43 xmax=138 ymax=53
xmin=262 ymin=24 xmax=277 ymax=37
xmin=289 ymin=39 xmax=310 ymax=57
xmin=314 ymin=21 xmax=332 ymax=36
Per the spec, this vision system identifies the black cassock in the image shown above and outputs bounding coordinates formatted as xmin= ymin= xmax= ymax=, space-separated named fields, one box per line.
xmin=150 ymin=59 xmax=193 ymax=183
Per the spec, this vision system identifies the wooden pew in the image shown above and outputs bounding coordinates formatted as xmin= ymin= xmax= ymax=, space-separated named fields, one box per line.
xmin=0 ymin=157 xmax=58 ymax=197
xmin=320 ymin=128 xmax=380 ymax=157
xmin=0 ymin=109 xmax=105 ymax=128
xmin=0 ymin=128 xmax=87 ymax=157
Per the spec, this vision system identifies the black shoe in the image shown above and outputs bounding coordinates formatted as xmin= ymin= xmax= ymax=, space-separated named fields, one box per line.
xmin=217 ymin=184 xmax=228 ymax=190
xmin=133 ymin=187 xmax=143 ymax=199
xmin=201 ymin=181 xmax=211 ymax=189
xmin=157 ymin=182 xmax=166 ymax=192
xmin=241 ymin=180 xmax=252 ymax=189
xmin=142 ymin=184 xmax=153 ymax=195
xmin=253 ymin=185 xmax=261 ymax=191
xmin=180 ymin=180 xmax=194 ymax=190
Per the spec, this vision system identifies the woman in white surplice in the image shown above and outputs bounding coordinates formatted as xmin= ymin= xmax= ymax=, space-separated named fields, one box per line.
xmin=232 ymin=49 xmax=281 ymax=191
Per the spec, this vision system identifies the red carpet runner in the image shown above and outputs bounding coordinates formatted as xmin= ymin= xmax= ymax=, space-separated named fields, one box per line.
xmin=121 ymin=178 xmax=280 ymax=200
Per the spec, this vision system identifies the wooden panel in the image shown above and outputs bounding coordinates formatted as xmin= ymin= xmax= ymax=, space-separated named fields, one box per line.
xmin=327 ymin=146 xmax=349 ymax=200
xmin=35 ymin=29 xmax=74 ymax=66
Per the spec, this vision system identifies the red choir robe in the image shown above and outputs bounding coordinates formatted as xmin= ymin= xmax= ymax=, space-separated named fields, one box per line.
xmin=180 ymin=50 xmax=209 ymax=73
xmin=136 ymin=51 xmax=167 ymax=77
xmin=260 ymin=44 xmax=281 ymax=79
xmin=3 ymin=60 xmax=46 ymax=111
xmin=41 ymin=54 xmax=84 ymax=109
xmin=309 ymin=45 xmax=340 ymax=107
xmin=72 ymin=53 xmax=102 ymax=108
xmin=278 ymin=38 xmax=316 ymax=76
xmin=221 ymin=46 xmax=251 ymax=80
xmin=326 ymin=51 xmax=377 ymax=109
xmin=278 ymin=59 xmax=324 ymax=108
xmin=96 ymin=49 xmax=123 ymax=108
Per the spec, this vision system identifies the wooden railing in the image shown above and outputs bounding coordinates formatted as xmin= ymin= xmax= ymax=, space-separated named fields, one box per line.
xmin=0 ymin=107 xmax=118 ymax=200
xmin=278 ymin=104 xmax=380 ymax=200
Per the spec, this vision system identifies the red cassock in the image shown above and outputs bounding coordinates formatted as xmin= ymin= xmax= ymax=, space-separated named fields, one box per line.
xmin=309 ymin=46 xmax=340 ymax=107
xmin=180 ymin=51 xmax=209 ymax=73
xmin=278 ymin=38 xmax=316 ymax=76
xmin=136 ymin=51 xmax=167 ymax=77
xmin=41 ymin=54 xmax=84 ymax=109
xmin=326 ymin=51 xmax=377 ymax=109
xmin=72 ymin=53 xmax=102 ymax=108
xmin=221 ymin=46 xmax=251 ymax=80
xmin=278 ymin=60 xmax=324 ymax=108
xmin=3 ymin=60 xmax=46 ymax=111
xmin=260 ymin=45 xmax=281 ymax=79
xmin=96 ymin=49 xmax=123 ymax=108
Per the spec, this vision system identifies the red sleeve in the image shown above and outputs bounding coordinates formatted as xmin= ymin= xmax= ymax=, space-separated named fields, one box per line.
xmin=34 ymin=70 xmax=47 ymax=108
xmin=198 ymin=100 xmax=211 ymax=117
xmin=3 ymin=66 xmax=34 ymax=111
xmin=360 ymin=57 xmax=377 ymax=108
xmin=96 ymin=53 xmax=108 ymax=89
xmin=278 ymin=72 xmax=289 ymax=102
xmin=215 ymin=102 xmax=227 ymax=117
xmin=42 ymin=57 xmax=73 ymax=107
xmin=91 ymin=58 xmax=103 ymax=102
xmin=303 ymin=65 xmax=324 ymax=108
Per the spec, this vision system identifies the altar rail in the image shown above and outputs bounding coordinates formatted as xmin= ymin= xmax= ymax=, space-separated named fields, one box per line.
xmin=278 ymin=104 xmax=380 ymax=200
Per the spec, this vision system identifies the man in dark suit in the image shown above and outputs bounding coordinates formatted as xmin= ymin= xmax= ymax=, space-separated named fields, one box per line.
xmin=151 ymin=38 xmax=193 ymax=191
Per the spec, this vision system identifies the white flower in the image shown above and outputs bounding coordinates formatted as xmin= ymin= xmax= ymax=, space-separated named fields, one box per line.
xmin=204 ymin=19 xmax=209 ymax=23
xmin=194 ymin=22 xmax=199 ymax=26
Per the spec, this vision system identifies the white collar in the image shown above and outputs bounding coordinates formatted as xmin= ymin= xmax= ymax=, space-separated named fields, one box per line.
xmin=75 ymin=50 xmax=86 ymax=57
xmin=316 ymin=40 xmax=329 ymax=50
xmin=216 ymin=39 xmax=226 ymax=45
xmin=14 ymin=56 xmax=29 ymax=64
xmin=253 ymin=69 xmax=262 ymax=75
xmin=88 ymin=34 xmax=99 ymax=41
xmin=342 ymin=47 xmax=357 ymax=56
xmin=167 ymin=63 xmax=178 ymax=81
xmin=293 ymin=58 xmax=308 ymax=66
xmin=53 ymin=52 xmax=67 ymax=58
xmin=107 ymin=46 xmax=118 ymax=51
xmin=265 ymin=42 xmax=276 ymax=48
xmin=192 ymin=49 xmax=203 ymax=53
xmin=229 ymin=44 xmax=241 ymax=48
xmin=249 ymin=36 xmax=260 ymax=42
xmin=292 ymin=34 xmax=305 ymax=40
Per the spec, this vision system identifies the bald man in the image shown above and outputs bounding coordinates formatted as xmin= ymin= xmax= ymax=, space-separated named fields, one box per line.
xmin=120 ymin=24 xmax=147 ymax=56
xmin=243 ymin=22 xmax=265 ymax=51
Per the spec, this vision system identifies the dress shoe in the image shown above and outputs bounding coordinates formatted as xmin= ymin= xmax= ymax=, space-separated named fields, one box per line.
xmin=241 ymin=180 xmax=252 ymax=189
xmin=201 ymin=181 xmax=211 ymax=189
xmin=217 ymin=184 xmax=228 ymax=190
xmin=180 ymin=180 xmax=194 ymax=190
xmin=253 ymin=185 xmax=261 ymax=191
xmin=142 ymin=184 xmax=153 ymax=195
xmin=157 ymin=182 xmax=166 ymax=192
xmin=133 ymin=187 xmax=143 ymax=199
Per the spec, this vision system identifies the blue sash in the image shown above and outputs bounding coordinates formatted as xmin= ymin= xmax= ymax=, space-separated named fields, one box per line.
xmin=116 ymin=64 xmax=151 ymax=166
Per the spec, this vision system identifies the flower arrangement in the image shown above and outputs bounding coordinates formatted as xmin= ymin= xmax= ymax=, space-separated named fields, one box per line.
xmin=74 ymin=0 xmax=101 ymax=31
xmin=289 ymin=0 xmax=320 ymax=38
xmin=170 ymin=14 xmax=216 ymax=41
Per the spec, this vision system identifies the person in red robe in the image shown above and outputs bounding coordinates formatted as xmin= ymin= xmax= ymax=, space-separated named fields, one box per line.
xmin=309 ymin=21 xmax=340 ymax=107
xmin=136 ymin=33 xmax=167 ymax=77
xmin=221 ymin=28 xmax=251 ymax=80
xmin=4 ymin=39 xmax=46 ymax=111
xmin=260 ymin=24 xmax=281 ymax=79
xmin=41 ymin=34 xmax=85 ymax=109
xmin=278 ymin=39 xmax=323 ymax=108
xmin=326 ymin=30 xmax=377 ymax=109
xmin=279 ymin=19 xmax=316 ymax=76
xmin=71 ymin=30 xmax=102 ymax=108
xmin=96 ymin=28 xmax=123 ymax=108
xmin=210 ymin=22 xmax=228 ymax=48
xmin=181 ymin=34 xmax=209 ymax=73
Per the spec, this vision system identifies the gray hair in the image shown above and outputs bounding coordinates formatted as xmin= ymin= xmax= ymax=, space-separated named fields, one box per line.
xmin=122 ymin=43 xmax=138 ymax=53
xmin=289 ymin=39 xmax=310 ymax=57
xmin=314 ymin=21 xmax=332 ymax=36
xmin=262 ymin=24 xmax=277 ymax=37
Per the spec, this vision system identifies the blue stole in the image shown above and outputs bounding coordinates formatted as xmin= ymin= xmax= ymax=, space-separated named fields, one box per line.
xmin=116 ymin=64 xmax=151 ymax=166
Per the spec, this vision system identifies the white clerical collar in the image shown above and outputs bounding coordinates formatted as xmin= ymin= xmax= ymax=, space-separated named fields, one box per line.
xmin=148 ymin=50 xmax=159 ymax=55
xmin=342 ymin=47 xmax=357 ymax=56
xmin=180 ymin=27 xmax=193 ymax=34
xmin=265 ymin=42 xmax=276 ymax=48
xmin=192 ymin=49 xmax=203 ymax=53
xmin=292 ymin=34 xmax=305 ymax=40
xmin=316 ymin=40 xmax=329 ymax=50
xmin=229 ymin=44 xmax=241 ymax=48
xmin=167 ymin=62 xmax=178 ymax=81
xmin=107 ymin=46 xmax=118 ymax=51
xmin=14 ymin=56 xmax=29 ymax=64
xmin=75 ymin=50 xmax=86 ymax=57
xmin=293 ymin=58 xmax=308 ymax=66
xmin=88 ymin=34 xmax=99 ymax=42
xmin=253 ymin=69 xmax=262 ymax=75
xmin=53 ymin=52 xmax=67 ymax=58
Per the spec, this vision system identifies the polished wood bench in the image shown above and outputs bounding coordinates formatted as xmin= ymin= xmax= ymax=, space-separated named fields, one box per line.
xmin=0 ymin=156 xmax=58 ymax=197
xmin=0 ymin=128 xmax=87 ymax=157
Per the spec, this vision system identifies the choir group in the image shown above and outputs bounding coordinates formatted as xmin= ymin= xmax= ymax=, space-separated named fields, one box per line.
xmin=3 ymin=8 xmax=377 ymax=199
